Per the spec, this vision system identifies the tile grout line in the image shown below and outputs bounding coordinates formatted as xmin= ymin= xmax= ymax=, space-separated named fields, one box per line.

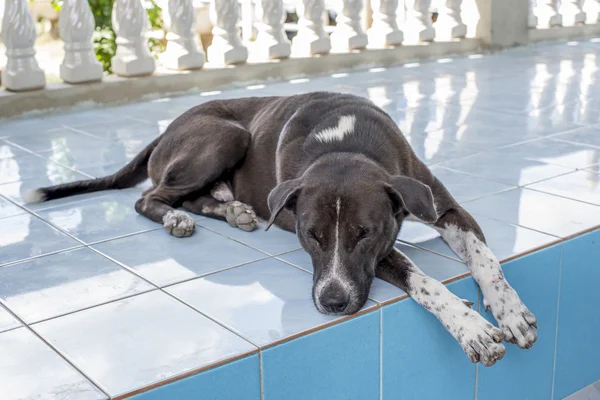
xmin=0 ymin=298 xmax=112 ymax=399
xmin=379 ymin=305 xmax=383 ymax=400
xmin=550 ymin=246 xmax=564 ymax=400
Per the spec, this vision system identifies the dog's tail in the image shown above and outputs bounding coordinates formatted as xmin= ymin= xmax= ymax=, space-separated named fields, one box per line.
xmin=26 ymin=136 xmax=161 ymax=204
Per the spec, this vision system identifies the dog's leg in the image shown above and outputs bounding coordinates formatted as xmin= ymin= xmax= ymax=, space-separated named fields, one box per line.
xmin=433 ymin=207 xmax=538 ymax=349
xmin=136 ymin=186 xmax=197 ymax=238
xmin=377 ymin=248 xmax=506 ymax=366
xmin=182 ymin=193 xmax=258 ymax=232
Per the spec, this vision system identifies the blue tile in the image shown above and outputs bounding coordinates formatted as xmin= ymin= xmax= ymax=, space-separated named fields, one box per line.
xmin=463 ymin=188 xmax=600 ymax=238
xmin=527 ymin=170 xmax=600 ymax=206
xmin=498 ymin=138 xmax=600 ymax=170
xmin=0 ymin=195 xmax=25 ymax=219
xmin=552 ymin=125 xmax=600 ymax=148
xmin=0 ymin=304 xmax=21 ymax=333
xmin=0 ymin=327 xmax=106 ymax=400
xmin=401 ymin=214 xmax=559 ymax=262
xmin=0 ymin=214 xmax=82 ymax=266
xmin=6 ymin=127 xmax=106 ymax=153
xmin=381 ymin=278 xmax=478 ymax=400
xmin=131 ymin=355 xmax=260 ymax=400
xmin=563 ymin=381 xmax=600 ymax=400
xmin=429 ymin=166 xmax=514 ymax=202
xmin=199 ymin=218 xmax=301 ymax=255
xmin=0 ymin=153 xmax=84 ymax=185
xmin=437 ymin=151 xmax=573 ymax=186
xmin=0 ymin=248 xmax=153 ymax=323
xmin=0 ymin=140 xmax=30 ymax=159
xmin=70 ymin=119 xmax=161 ymax=142
xmin=403 ymin=136 xmax=481 ymax=166
xmin=167 ymin=258 xmax=377 ymax=346
xmin=35 ymin=192 xmax=159 ymax=244
xmin=477 ymin=244 xmax=562 ymax=400
xmin=262 ymin=310 xmax=380 ymax=400
xmin=93 ymin=228 xmax=267 ymax=287
xmin=0 ymin=119 xmax=62 ymax=137
xmin=33 ymin=290 xmax=256 ymax=398
xmin=554 ymin=229 xmax=600 ymax=399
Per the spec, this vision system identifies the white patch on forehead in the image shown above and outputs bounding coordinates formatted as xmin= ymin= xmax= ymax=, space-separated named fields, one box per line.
xmin=313 ymin=115 xmax=356 ymax=143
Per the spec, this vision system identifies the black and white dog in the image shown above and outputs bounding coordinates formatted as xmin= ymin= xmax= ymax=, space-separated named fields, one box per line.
xmin=30 ymin=92 xmax=537 ymax=366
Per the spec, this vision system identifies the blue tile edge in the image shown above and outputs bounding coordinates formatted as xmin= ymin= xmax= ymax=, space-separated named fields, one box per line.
xmin=87 ymin=228 xmax=600 ymax=399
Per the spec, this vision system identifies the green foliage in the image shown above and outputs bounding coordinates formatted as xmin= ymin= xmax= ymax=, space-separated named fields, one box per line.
xmin=50 ymin=0 xmax=165 ymax=74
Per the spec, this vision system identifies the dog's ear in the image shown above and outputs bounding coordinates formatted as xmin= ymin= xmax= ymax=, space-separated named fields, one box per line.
xmin=386 ymin=176 xmax=437 ymax=223
xmin=266 ymin=179 xmax=302 ymax=230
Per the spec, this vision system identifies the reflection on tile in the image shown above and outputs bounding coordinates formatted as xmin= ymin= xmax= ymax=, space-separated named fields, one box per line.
xmin=93 ymin=228 xmax=266 ymax=287
xmin=528 ymin=170 xmax=600 ymax=206
xmin=403 ymin=214 xmax=559 ymax=262
xmin=0 ymin=248 xmax=153 ymax=323
xmin=463 ymin=188 xmax=600 ymax=238
xmin=0 ymin=196 xmax=25 ymax=219
xmin=394 ymin=242 xmax=468 ymax=283
xmin=0 ymin=305 xmax=20 ymax=333
xmin=398 ymin=220 xmax=458 ymax=260
xmin=0 ymin=327 xmax=106 ymax=400
xmin=167 ymin=258 xmax=377 ymax=346
xmin=199 ymin=218 xmax=301 ymax=256
xmin=552 ymin=125 xmax=600 ymax=148
xmin=276 ymin=249 xmax=406 ymax=303
xmin=35 ymin=192 xmax=159 ymax=244
xmin=42 ymin=138 xmax=146 ymax=176
xmin=0 ymin=119 xmax=62 ymax=137
xmin=0 ymin=214 xmax=81 ymax=266
xmin=404 ymin=135 xmax=481 ymax=165
xmin=437 ymin=152 xmax=573 ymax=186
xmin=6 ymin=128 xmax=106 ymax=153
xmin=0 ymin=154 xmax=82 ymax=185
xmin=419 ymin=124 xmax=541 ymax=149
xmin=33 ymin=290 xmax=255 ymax=398
xmin=0 ymin=141 xmax=30 ymax=159
xmin=73 ymin=120 xmax=161 ymax=142
xmin=429 ymin=166 xmax=514 ymax=202
xmin=498 ymin=138 xmax=600 ymax=170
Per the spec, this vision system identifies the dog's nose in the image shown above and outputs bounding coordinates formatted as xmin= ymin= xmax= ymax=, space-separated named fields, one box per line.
xmin=320 ymin=285 xmax=350 ymax=314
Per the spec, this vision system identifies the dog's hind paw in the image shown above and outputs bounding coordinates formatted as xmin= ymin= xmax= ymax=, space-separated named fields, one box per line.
xmin=163 ymin=210 xmax=196 ymax=237
xmin=225 ymin=201 xmax=258 ymax=232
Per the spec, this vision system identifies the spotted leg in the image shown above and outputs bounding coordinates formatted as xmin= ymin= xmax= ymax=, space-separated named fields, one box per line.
xmin=433 ymin=207 xmax=538 ymax=349
xmin=377 ymin=248 xmax=506 ymax=366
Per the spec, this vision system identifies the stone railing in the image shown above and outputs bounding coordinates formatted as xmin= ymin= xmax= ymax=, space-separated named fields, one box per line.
xmin=0 ymin=0 xmax=599 ymax=114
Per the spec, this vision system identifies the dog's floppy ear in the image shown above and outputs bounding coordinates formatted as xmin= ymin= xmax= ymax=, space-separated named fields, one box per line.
xmin=266 ymin=179 xmax=302 ymax=230
xmin=386 ymin=176 xmax=437 ymax=223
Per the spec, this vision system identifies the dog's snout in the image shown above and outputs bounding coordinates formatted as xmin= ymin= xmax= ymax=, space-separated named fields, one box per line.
xmin=319 ymin=283 xmax=350 ymax=314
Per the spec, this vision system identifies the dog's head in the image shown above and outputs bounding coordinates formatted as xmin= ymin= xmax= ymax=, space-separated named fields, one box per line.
xmin=266 ymin=157 xmax=437 ymax=315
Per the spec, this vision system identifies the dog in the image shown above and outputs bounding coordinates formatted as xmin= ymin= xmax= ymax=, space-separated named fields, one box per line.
xmin=29 ymin=92 xmax=537 ymax=366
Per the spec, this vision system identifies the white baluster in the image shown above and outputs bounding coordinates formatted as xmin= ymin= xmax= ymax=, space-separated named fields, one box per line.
xmin=404 ymin=0 xmax=435 ymax=43
xmin=528 ymin=0 xmax=538 ymax=28
xmin=207 ymin=0 xmax=248 ymax=65
xmin=111 ymin=0 xmax=156 ymax=77
xmin=434 ymin=0 xmax=466 ymax=40
xmin=583 ymin=0 xmax=600 ymax=23
xmin=367 ymin=0 xmax=403 ymax=47
xmin=330 ymin=0 xmax=368 ymax=51
xmin=292 ymin=0 xmax=331 ymax=55
xmin=560 ymin=0 xmax=587 ymax=25
xmin=160 ymin=0 xmax=205 ymax=70
xmin=59 ymin=0 xmax=103 ymax=83
xmin=252 ymin=0 xmax=291 ymax=59
xmin=534 ymin=0 xmax=562 ymax=27
xmin=1 ymin=0 xmax=46 ymax=91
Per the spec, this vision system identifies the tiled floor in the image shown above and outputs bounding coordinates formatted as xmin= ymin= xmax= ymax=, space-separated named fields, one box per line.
xmin=1 ymin=39 xmax=600 ymax=399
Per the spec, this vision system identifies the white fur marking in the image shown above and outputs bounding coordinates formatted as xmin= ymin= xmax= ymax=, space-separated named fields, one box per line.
xmin=396 ymin=248 xmax=505 ymax=365
xmin=313 ymin=115 xmax=356 ymax=143
xmin=437 ymin=225 xmax=537 ymax=348
xmin=24 ymin=189 xmax=46 ymax=204
xmin=314 ymin=197 xmax=354 ymax=312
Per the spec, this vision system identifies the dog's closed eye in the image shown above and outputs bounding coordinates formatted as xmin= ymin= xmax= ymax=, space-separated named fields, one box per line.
xmin=307 ymin=230 xmax=322 ymax=247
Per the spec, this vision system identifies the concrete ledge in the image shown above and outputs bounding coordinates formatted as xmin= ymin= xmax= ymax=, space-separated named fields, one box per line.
xmin=0 ymin=39 xmax=481 ymax=119
xmin=529 ymin=24 xmax=600 ymax=43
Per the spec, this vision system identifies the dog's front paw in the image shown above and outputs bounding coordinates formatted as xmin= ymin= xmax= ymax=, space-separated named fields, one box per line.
xmin=487 ymin=290 xmax=537 ymax=349
xmin=225 ymin=201 xmax=258 ymax=232
xmin=163 ymin=210 xmax=196 ymax=237
xmin=454 ymin=308 xmax=506 ymax=366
